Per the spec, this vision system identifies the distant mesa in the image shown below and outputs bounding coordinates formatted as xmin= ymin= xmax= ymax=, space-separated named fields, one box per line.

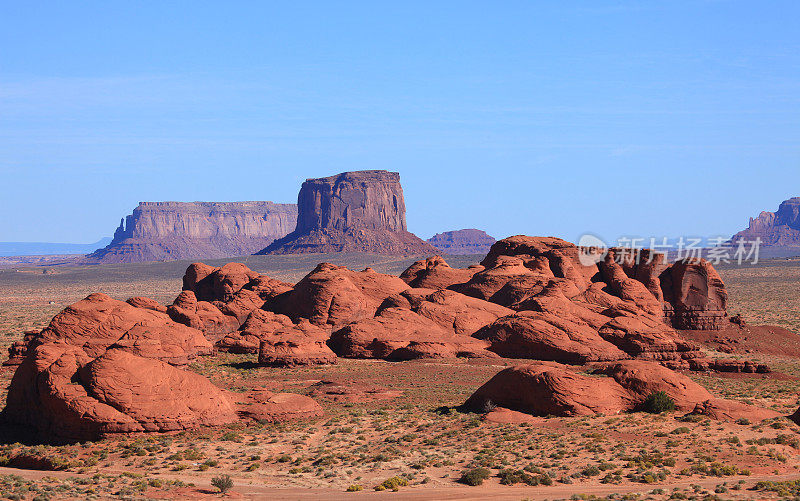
xmin=427 ymin=229 xmax=496 ymax=255
xmin=258 ymin=170 xmax=438 ymax=256
xmin=730 ymin=196 xmax=800 ymax=246
xmin=86 ymin=201 xmax=297 ymax=263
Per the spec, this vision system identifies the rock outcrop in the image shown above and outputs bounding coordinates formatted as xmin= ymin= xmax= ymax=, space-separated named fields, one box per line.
xmin=464 ymin=360 xmax=779 ymax=421
xmin=86 ymin=201 xmax=297 ymax=263
xmin=1 ymin=286 xmax=326 ymax=441
xmin=259 ymin=171 xmax=437 ymax=255
xmin=730 ymin=197 xmax=800 ymax=246
xmin=169 ymin=262 xmax=294 ymax=341
xmin=328 ymin=305 xmax=496 ymax=360
xmin=216 ymin=310 xmax=336 ymax=366
xmin=6 ymin=293 xmax=213 ymax=366
xmin=427 ymin=229 xmax=496 ymax=255
xmin=450 ymin=235 xmax=730 ymax=332
xmin=3 ymin=345 xmax=239 ymax=441
xmin=305 ymin=380 xmax=403 ymax=403
xmin=271 ymin=263 xmax=410 ymax=329
xmin=235 ymin=389 xmax=323 ymax=423
xmin=661 ymin=259 xmax=728 ymax=330
xmin=400 ymin=255 xmax=483 ymax=290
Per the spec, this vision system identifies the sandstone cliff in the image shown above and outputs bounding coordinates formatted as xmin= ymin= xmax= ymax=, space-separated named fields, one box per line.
xmin=730 ymin=197 xmax=800 ymax=246
xmin=427 ymin=229 xmax=496 ymax=255
xmin=259 ymin=171 xmax=437 ymax=255
xmin=87 ymin=202 xmax=297 ymax=263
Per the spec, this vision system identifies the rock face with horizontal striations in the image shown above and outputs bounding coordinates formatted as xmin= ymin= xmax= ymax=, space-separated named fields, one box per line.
xmin=259 ymin=171 xmax=438 ymax=255
xmin=86 ymin=201 xmax=297 ymax=263
xmin=427 ymin=229 xmax=496 ymax=255
xmin=730 ymin=197 xmax=800 ymax=246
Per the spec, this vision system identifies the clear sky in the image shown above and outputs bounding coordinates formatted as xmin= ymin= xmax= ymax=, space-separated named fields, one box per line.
xmin=1 ymin=1 xmax=798 ymax=244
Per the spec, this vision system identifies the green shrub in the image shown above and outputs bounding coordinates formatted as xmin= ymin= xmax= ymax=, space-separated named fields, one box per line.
xmin=458 ymin=467 xmax=491 ymax=486
xmin=497 ymin=468 xmax=551 ymax=485
xmin=211 ymin=474 xmax=234 ymax=494
xmin=374 ymin=476 xmax=408 ymax=491
xmin=641 ymin=391 xmax=676 ymax=413
xmin=346 ymin=484 xmax=363 ymax=492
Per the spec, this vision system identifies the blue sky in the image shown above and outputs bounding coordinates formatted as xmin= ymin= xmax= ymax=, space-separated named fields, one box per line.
xmin=1 ymin=1 xmax=798 ymax=244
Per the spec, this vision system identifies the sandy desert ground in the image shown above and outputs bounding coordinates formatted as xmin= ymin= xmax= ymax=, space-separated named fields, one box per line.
xmin=0 ymin=254 xmax=800 ymax=500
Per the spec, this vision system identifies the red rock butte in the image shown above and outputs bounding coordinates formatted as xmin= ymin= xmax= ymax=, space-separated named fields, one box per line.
xmin=258 ymin=170 xmax=438 ymax=256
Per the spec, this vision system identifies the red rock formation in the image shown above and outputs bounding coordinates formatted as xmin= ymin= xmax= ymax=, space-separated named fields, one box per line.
xmin=473 ymin=311 xmax=629 ymax=363
xmin=464 ymin=360 xmax=778 ymax=421
xmin=427 ymin=229 xmax=496 ymax=255
xmin=3 ymin=344 xmax=238 ymax=441
xmin=464 ymin=362 xmax=633 ymax=416
xmin=3 ymin=331 xmax=38 ymax=366
xmin=15 ymin=293 xmax=213 ymax=365
xmin=215 ymin=310 xmax=336 ymax=366
xmin=271 ymin=263 xmax=409 ymax=329
xmin=381 ymin=288 xmax=514 ymax=336
xmin=731 ymin=197 xmax=800 ymax=246
xmin=171 ymin=262 xmax=291 ymax=339
xmin=126 ymin=296 xmax=167 ymax=313
xmin=328 ymin=306 xmax=494 ymax=360
xmin=305 ymin=380 xmax=403 ymax=403
xmin=661 ymin=258 xmax=728 ymax=330
xmin=183 ymin=262 xmax=262 ymax=302
xmin=259 ymin=171 xmax=438 ymax=255
xmin=167 ymin=291 xmax=240 ymax=340
xmin=446 ymin=235 xmax=730 ymax=336
xmin=235 ymin=388 xmax=323 ymax=423
xmin=1 ymin=288 xmax=327 ymax=441
xmin=399 ymin=255 xmax=483 ymax=290
xmin=86 ymin=201 xmax=297 ymax=263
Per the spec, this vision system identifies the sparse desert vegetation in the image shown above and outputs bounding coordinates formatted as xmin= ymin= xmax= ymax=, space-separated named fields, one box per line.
xmin=0 ymin=253 xmax=799 ymax=499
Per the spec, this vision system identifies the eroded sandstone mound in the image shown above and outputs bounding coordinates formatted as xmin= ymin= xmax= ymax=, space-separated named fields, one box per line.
xmin=400 ymin=255 xmax=483 ymax=290
xmin=87 ymin=201 xmax=297 ymax=263
xmin=235 ymin=388 xmax=323 ymax=423
xmin=464 ymin=361 xmax=779 ymax=421
xmin=427 ymin=229 xmax=496 ymax=255
xmin=398 ymin=237 xmax=727 ymax=368
xmin=169 ymin=262 xmax=293 ymax=341
xmin=328 ymin=305 xmax=495 ymax=360
xmin=271 ymin=263 xmax=410 ymax=329
xmin=214 ymin=310 xmax=336 ymax=366
xmin=450 ymin=235 xmax=730 ymax=332
xmin=6 ymin=293 xmax=213 ymax=366
xmin=305 ymin=380 xmax=403 ymax=403
xmin=259 ymin=171 xmax=437 ymax=255
xmin=3 ymin=344 xmax=238 ymax=441
xmin=2 ymin=285 xmax=327 ymax=441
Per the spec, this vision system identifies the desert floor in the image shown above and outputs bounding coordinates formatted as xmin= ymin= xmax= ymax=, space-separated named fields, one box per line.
xmin=0 ymin=253 xmax=800 ymax=500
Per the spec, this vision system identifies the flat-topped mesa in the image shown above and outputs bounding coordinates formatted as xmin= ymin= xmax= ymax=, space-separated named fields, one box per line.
xmin=86 ymin=201 xmax=297 ymax=263
xmin=259 ymin=170 xmax=438 ymax=255
xmin=731 ymin=197 xmax=800 ymax=246
xmin=428 ymin=229 xmax=496 ymax=255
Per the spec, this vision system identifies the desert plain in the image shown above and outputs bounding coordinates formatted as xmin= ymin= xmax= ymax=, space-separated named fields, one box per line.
xmin=0 ymin=252 xmax=799 ymax=500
